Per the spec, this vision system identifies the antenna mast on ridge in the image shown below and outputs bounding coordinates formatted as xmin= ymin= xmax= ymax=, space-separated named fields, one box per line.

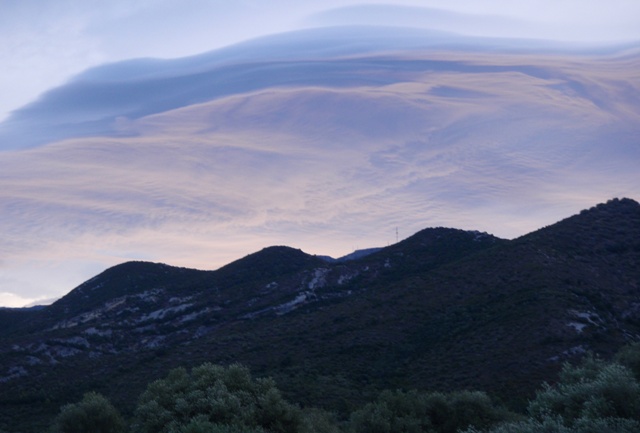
xmin=396 ymin=227 xmax=398 ymax=243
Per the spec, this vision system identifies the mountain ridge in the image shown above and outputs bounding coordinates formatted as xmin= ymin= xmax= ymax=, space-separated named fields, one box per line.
xmin=0 ymin=197 xmax=639 ymax=431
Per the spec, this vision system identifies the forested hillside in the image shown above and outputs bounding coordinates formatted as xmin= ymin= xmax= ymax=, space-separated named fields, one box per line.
xmin=1 ymin=198 xmax=639 ymax=432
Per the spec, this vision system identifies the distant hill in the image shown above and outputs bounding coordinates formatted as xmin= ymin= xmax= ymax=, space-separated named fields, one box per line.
xmin=0 ymin=198 xmax=639 ymax=431
xmin=318 ymin=247 xmax=383 ymax=263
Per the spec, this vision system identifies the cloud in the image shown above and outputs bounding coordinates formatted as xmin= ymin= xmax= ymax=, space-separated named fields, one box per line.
xmin=3 ymin=0 xmax=640 ymax=125
xmin=1 ymin=26 xmax=469 ymax=149
xmin=2 ymin=46 xmax=639 ymax=304
xmin=306 ymin=4 xmax=542 ymax=39
xmin=0 ymin=292 xmax=41 ymax=309
xmin=0 ymin=0 xmax=296 ymax=122
xmin=386 ymin=0 xmax=640 ymax=42
xmin=0 ymin=0 xmax=356 ymax=122
xmin=1 ymin=26 xmax=639 ymax=305
xmin=4 ymin=25 xmax=632 ymax=151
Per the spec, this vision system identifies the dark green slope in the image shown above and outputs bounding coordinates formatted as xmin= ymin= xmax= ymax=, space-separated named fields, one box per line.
xmin=170 ymin=198 xmax=640 ymax=409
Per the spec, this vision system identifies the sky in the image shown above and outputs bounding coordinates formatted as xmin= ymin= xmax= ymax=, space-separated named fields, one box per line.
xmin=1 ymin=0 xmax=639 ymax=307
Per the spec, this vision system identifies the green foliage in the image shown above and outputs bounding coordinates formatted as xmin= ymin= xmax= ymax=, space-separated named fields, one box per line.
xmin=52 ymin=391 xmax=125 ymax=433
xmin=527 ymin=356 xmax=640 ymax=423
xmin=299 ymin=408 xmax=342 ymax=433
xmin=348 ymin=389 xmax=510 ymax=433
xmin=132 ymin=363 xmax=306 ymax=433
xmin=466 ymin=355 xmax=640 ymax=433
xmin=463 ymin=415 xmax=640 ymax=433
xmin=349 ymin=389 xmax=431 ymax=433
xmin=176 ymin=415 xmax=266 ymax=433
xmin=615 ymin=343 xmax=640 ymax=380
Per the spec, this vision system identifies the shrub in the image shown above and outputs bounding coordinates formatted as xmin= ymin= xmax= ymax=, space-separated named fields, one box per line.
xmin=349 ymin=389 xmax=510 ymax=433
xmin=176 ymin=416 xmax=266 ymax=433
xmin=528 ymin=356 xmax=640 ymax=423
xmin=615 ymin=343 xmax=640 ymax=380
xmin=52 ymin=392 xmax=125 ymax=433
xmin=299 ymin=408 xmax=342 ymax=433
xmin=467 ymin=356 xmax=640 ymax=433
xmin=463 ymin=415 xmax=640 ymax=433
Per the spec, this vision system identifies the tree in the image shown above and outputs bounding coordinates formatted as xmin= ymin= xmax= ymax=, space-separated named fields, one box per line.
xmin=463 ymin=415 xmax=640 ymax=433
xmin=174 ymin=416 xmax=266 ymax=433
xmin=53 ymin=391 xmax=125 ymax=433
xmin=463 ymin=356 xmax=640 ymax=433
xmin=131 ymin=363 xmax=305 ymax=433
xmin=349 ymin=389 xmax=510 ymax=433
xmin=528 ymin=356 xmax=640 ymax=423
xmin=615 ymin=343 xmax=640 ymax=380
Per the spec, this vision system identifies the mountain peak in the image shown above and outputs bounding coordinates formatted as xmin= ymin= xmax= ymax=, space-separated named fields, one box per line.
xmin=584 ymin=197 xmax=639 ymax=214
xmin=215 ymin=246 xmax=324 ymax=282
xmin=523 ymin=197 xmax=640 ymax=248
xmin=47 ymin=261 xmax=202 ymax=317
